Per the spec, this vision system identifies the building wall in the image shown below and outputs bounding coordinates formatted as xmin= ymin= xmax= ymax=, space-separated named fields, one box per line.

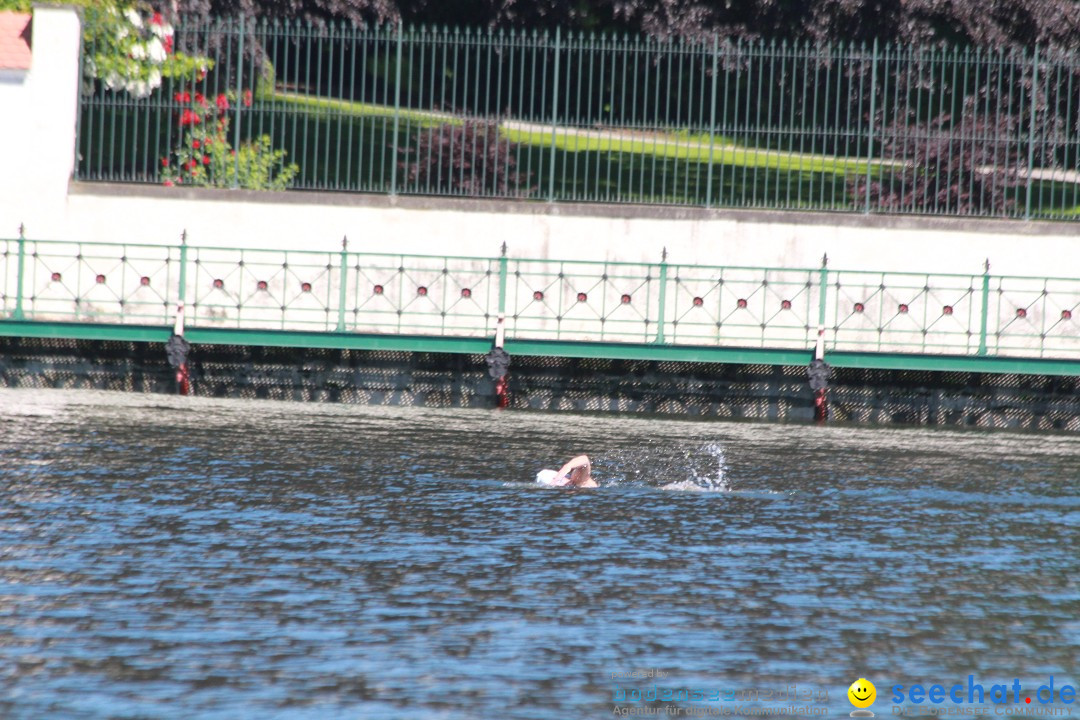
xmin=0 ymin=7 xmax=80 ymax=236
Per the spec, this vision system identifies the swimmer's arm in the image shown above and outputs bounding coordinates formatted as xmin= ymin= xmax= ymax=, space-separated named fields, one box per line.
xmin=555 ymin=455 xmax=590 ymax=481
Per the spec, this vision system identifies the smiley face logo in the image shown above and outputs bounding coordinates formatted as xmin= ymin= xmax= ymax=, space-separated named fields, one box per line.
xmin=848 ymin=678 xmax=876 ymax=709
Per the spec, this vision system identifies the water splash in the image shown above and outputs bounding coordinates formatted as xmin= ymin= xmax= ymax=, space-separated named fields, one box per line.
xmin=698 ymin=443 xmax=730 ymax=492
xmin=661 ymin=443 xmax=730 ymax=492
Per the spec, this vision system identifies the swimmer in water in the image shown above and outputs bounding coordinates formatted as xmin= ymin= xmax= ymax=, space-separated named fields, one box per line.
xmin=542 ymin=455 xmax=597 ymax=488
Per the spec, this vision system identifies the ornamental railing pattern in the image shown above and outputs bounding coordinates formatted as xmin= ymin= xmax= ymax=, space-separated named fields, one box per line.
xmin=2 ymin=235 xmax=1078 ymax=359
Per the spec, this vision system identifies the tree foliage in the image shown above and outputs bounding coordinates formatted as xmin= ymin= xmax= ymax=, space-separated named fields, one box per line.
xmin=161 ymin=0 xmax=1080 ymax=49
xmin=849 ymin=108 xmax=1024 ymax=216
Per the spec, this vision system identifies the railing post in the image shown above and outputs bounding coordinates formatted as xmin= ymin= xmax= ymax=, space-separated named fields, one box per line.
xmin=1024 ymin=46 xmax=1039 ymax=221
xmin=497 ymin=241 xmax=508 ymax=317
xmin=233 ymin=14 xmax=245 ymax=189
xmin=655 ymin=247 xmax=668 ymax=344
xmin=818 ymin=253 xmax=829 ymax=332
xmin=337 ymin=236 xmax=349 ymax=332
xmin=865 ymin=39 xmax=878 ymax=215
xmin=178 ymin=230 xmax=188 ymax=311
xmin=705 ymin=34 xmax=718 ymax=209
xmin=978 ymin=259 xmax=990 ymax=356
xmin=548 ymin=27 xmax=561 ymax=203
xmin=389 ymin=22 xmax=403 ymax=195
xmin=12 ymin=224 xmax=26 ymax=321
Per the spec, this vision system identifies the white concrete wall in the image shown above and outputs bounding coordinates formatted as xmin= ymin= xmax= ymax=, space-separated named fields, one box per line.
xmin=0 ymin=5 xmax=1076 ymax=281
xmin=0 ymin=6 xmax=81 ymax=235
xmin=42 ymin=190 xmax=1079 ymax=278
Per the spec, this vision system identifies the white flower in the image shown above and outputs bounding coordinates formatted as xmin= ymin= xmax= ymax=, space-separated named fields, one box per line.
xmin=151 ymin=22 xmax=173 ymax=38
xmin=130 ymin=79 xmax=151 ymax=97
xmin=147 ymin=37 xmax=166 ymax=64
xmin=130 ymin=42 xmax=147 ymax=60
xmin=148 ymin=68 xmax=162 ymax=89
xmin=117 ymin=26 xmax=128 ymax=40
xmin=124 ymin=8 xmax=143 ymax=28
xmin=104 ymin=71 xmax=121 ymax=89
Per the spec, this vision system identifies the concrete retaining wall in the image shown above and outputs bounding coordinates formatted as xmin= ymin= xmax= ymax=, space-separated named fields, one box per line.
xmin=3 ymin=337 xmax=1078 ymax=431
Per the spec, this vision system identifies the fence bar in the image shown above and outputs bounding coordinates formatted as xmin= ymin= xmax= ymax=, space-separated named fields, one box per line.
xmin=818 ymin=254 xmax=829 ymax=331
xmin=548 ymin=27 xmax=560 ymax=202
xmin=655 ymin=249 xmax=668 ymax=343
xmin=12 ymin=225 xmax=26 ymax=320
xmin=178 ymin=230 xmax=188 ymax=309
xmin=233 ymin=14 xmax=245 ymax=188
xmin=978 ymin=260 xmax=991 ymax=355
xmin=705 ymin=34 xmax=718 ymax=209
xmin=390 ymin=22 xmax=403 ymax=194
xmin=1024 ymin=45 xmax=1039 ymax=220
xmin=337 ymin=236 xmax=349 ymax=331
xmin=497 ymin=242 xmax=508 ymax=316
xmin=865 ymin=38 xmax=878 ymax=214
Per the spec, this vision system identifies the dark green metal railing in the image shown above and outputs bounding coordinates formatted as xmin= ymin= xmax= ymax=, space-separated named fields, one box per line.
xmin=2 ymin=233 xmax=1078 ymax=363
xmin=75 ymin=14 xmax=1080 ymax=219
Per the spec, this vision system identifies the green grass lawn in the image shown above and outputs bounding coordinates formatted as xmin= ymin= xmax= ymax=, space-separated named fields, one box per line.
xmin=76 ymin=89 xmax=1080 ymax=219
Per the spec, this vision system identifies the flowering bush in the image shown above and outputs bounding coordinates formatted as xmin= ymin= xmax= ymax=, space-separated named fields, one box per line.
xmin=82 ymin=5 xmax=210 ymax=97
xmin=161 ymin=91 xmax=300 ymax=191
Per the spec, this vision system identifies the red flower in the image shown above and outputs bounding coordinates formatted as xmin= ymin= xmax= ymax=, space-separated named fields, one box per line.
xmin=160 ymin=157 xmax=168 ymax=167
xmin=174 ymin=91 xmax=191 ymax=103
xmin=203 ymin=138 xmax=212 ymax=147
xmin=242 ymin=89 xmax=253 ymax=107
xmin=216 ymin=93 xmax=230 ymax=111
xmin=179 ymin=109 xmax=201 ymax=127
xmin=163 ymin=179 xmax=174 ymax=187
xmin=151 ymin=12 xmax=163 ymax=25
xmin=194 ymin=92 xmax=206 ymax=106
xmin=192 ymin=139 xmax=201 ymax=149
xmin=202 ymin=155 xmax=210 ymax=165
xmin=163 ymin=36 xmax=174 ymax=54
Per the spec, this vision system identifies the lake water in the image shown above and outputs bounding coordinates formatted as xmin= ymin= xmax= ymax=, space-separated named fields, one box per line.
xmin=0 ymin=388 xmax=1077 ymax=719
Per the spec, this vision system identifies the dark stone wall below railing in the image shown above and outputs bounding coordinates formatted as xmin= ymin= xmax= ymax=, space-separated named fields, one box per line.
xmin=1 ymin=337 xmax=1078 ymax=432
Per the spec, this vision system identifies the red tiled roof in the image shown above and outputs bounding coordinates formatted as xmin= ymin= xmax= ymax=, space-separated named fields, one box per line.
xmin=0 ymin=12 xmax=32 ymax=71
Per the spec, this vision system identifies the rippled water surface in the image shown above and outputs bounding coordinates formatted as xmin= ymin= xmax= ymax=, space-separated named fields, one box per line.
xmin=0 ymin=388 xmax=1078 ymax=719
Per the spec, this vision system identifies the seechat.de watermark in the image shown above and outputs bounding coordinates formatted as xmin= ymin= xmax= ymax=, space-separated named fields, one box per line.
xmin=890 ymin=676 xmax=1076 ymax=716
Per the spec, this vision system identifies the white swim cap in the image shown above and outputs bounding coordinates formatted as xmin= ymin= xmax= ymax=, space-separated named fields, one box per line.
xmin=535 ymin=469 xmax=560 ymax=485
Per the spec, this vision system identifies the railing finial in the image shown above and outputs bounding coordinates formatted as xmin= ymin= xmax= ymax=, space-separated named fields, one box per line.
xmin=181 ymin=229 xmax=187 ymax=246
xmin=821 ymin=253 xmax=829 ymax=268
xmin=18 ymin=223 xmax=25 ymax=238
xmin=501 ymin=241 xmax=507 ymax=257
xmin=984 ymin=258 xmax=990 ymax=274
xmin=662 ymin=246 xmax=667 ymax=262
xmin=342 ymin=235 xmax=349 ymax=250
